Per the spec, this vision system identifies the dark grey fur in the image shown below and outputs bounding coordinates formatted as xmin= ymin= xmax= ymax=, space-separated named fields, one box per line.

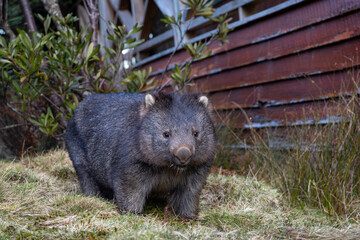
xmin=65 ymin=92 xmax=216 ymax=219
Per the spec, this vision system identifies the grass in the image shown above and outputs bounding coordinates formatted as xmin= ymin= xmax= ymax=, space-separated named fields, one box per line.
xmin=0 ymin=150 xmax=359 ymax=239
xmin=214 ymin=91 xmax=360 ymax=223
xmin=247 ymin=94 xmax=360 ymax=220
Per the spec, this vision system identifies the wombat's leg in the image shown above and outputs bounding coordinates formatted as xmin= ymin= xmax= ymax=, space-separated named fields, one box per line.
xmin=66 ymin=134 xmax=101 ymax=196
xmin=113 ymin=178 xmax=153 ymax=214
xmin=74 ymin=164 xmax=101 ymax=196
xmin=168 ymin=185 xmax=201 ymax=219
xmin=169 ymin=169 xmax=210 ymax=219
xmin=69 ymin=151 xmax=101 ymax=196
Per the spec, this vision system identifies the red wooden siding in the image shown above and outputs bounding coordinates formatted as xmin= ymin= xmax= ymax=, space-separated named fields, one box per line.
xmin=136 ymin=0 xmax=360 ymax=128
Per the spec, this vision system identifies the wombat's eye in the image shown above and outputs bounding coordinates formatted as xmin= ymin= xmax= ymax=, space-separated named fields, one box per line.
xmin=193 ymin=131 xmax=199 ymax=137
xmin=163 ymin=131 xmax=170 ymax=138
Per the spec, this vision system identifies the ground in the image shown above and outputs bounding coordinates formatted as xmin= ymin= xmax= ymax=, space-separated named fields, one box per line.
xmin=0 ymin=150 xmax=359 ymax=239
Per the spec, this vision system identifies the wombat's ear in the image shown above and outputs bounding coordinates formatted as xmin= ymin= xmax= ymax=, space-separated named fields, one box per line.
xmin=145 ymin=94 xmax=155 ymax=108
xmin=140 ymin=94 xmax=156 ymax=118
xmin=198 ymin=95 xmax=214 ymax=115
xmin=199 ymin=96 xmax=209 ymax=107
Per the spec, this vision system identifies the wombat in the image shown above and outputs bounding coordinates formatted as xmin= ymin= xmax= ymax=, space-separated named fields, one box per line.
xmin=65 ymin=92 xmax=216 ymax=219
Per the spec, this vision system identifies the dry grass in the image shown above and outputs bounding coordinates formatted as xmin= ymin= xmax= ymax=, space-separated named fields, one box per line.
xmin=246 ymin=94 xmax=360 ymax=219
xmin=0 ymin=150 xmax=359 ymax=239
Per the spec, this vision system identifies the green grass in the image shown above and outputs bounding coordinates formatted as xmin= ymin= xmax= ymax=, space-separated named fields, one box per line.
xmin=213 ymin=84 xmax=360 ymax=220
xmin=0 ymin=150 xmax=359 ymax=239
xmin=246 ymin=94 xmax=360 ymax=219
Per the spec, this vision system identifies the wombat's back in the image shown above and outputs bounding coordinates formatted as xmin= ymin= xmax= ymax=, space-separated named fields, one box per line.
xmin=65 ymin=93 xmax=145 ymax=189
xmin=72 ymin=93 xmax=144 ymax=124
xmin=67 ymin=92 xmax=144 ymax=142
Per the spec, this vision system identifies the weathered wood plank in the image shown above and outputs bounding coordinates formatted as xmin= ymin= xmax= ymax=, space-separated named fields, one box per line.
xmin=138 ymin=0 xmax=360 ymax=74
xmin=189 ymin=10 xmax=360 ymax=80
xmin=215 ymin=100 xmax=345 ymax=128
xmin=209 ymin=69 xmax=360 ymax=110
xmin=203 ymin=0 xmax=360 ymax=57
xmin=136 ymin=0 xmax=254 ymax=53
xmin=136 ymin=30 xmax=173 ymax=52
xmin=182 ymin=0 xmax=254 ymax=32
xmin=195 ymin=37 xmax=360 ymax=94
xmin=133 ymin=0 xmax=360 ymax=130
xmin=150 ymin=10 xmax=360 ymax=87
xmin=136 ymin=0 xmax=306 ymax=68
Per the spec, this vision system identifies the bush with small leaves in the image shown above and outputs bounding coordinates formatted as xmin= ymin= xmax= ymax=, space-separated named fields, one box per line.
xmin=0 ymin=1 xmax=230 ymax=152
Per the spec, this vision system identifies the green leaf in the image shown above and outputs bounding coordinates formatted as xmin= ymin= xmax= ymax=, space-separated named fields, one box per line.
xmin=125 ymin=39 xmax=144 ymax=49
xmin=125 ymin=38 xmax=136 ymax=44
xmin=161 ymin=15 xmax=177 ymax=25
xmin=86 ymin=42 xmax=94 ymax=61
xmin=29 ymin=118 xmax=42 ymax=126
xmin=0 ymin=36 xmax=8 ymax=48
xmin=127 ymin=23 xmax=143 ymax=37
xmin=18 ymin=30 xmax=32 ymax=50
xmin=0 ymin=59 xmax=12 ymax=64
xmin=45 ymin=15 xmax=52 ymax=32
xmin=35 ymin=13 xmax=44 ymax=21
xmin=84 ymin=29 xmax=93 ymax=43
xmin=183 ymin=43 xmax=196 ymax=57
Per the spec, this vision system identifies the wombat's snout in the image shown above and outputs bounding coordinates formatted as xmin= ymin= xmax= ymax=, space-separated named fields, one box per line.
xmin=174 ymin=147 xmax=192 ymax=165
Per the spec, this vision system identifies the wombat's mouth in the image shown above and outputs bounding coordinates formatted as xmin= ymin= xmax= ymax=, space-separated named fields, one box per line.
xmin=177 ymin=164 xmax=187 ymax=169
xmin=169 ymin=162 xmax=189 ymax=170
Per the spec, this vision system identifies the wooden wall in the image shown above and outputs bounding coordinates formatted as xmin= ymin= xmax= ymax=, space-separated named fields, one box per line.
xmin=136 ymin=0 xmax=360 ymax=128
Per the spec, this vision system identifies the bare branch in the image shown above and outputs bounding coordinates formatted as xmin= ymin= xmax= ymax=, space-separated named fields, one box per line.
xmin=83 ymin=0 xmax=99 ymax=47
xmin=0 ymin=123 xmax=28 ymax=130
xmin=155 ymin=19 xmax=193 ymax=93
xmin=0 ymin=0 xmax=16 ymax=39
xmin=40 ymin=0 xmax=65 ymax=31
xmin=18 ymin=0 xmax=38 ymax=32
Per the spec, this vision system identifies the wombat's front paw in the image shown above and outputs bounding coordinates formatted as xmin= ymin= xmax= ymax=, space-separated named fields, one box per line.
xmin=177 ymin=213 xmax=198 ymax=221
xmin=117 ymin=207 xmax=144 ymax=215
xmin=172 ymin=208 xmax=198 ymax=220
xmin=165 ymin=205 xmax=197 ymax=221
xmin=116 ymin=202 xmax=145 ymax=215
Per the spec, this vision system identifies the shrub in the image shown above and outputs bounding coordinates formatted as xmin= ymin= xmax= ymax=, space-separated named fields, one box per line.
xmin=0 ymin=14 xmax=144 ymax=141
xmin=0 ymin=1 xmax=230 ymax=152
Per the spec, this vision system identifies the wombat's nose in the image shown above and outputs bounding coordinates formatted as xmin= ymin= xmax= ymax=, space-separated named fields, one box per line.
xmin=174 ymin=147 xmax=192 ymax=164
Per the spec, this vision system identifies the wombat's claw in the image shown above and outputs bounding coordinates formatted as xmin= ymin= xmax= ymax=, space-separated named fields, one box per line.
xmin=117 ymin=208 xmax=126 ymax=215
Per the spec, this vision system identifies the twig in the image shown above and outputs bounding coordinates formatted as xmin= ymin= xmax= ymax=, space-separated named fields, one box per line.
xmin=0 ymin=123 xmax=27 ymax=130
xmin=98 ymin=14 xmax=133 ymax=80
xmin=155 ymin=15 xmax=194 ymax=93
xmin=40 ymin=0 xmax=65 ymax=31
xmin=6 ymin=102 xmax=36 ymax=120
xmin=156 ymin=14 xmax=222 ymax=93
xmin=0 ymin=0 xmax=16 ymax=39
xmin=26 ymin=79 xmax=67 ymax=117
xmin=159 ymin=26 xmax=218 ymax=93
xmin=83 ymin=0 xmax=99 ymax=48
xmin=99 ymin=14 xmax=114 ymax=35
xmin=18 ymin=0 xmax=38 ymax=33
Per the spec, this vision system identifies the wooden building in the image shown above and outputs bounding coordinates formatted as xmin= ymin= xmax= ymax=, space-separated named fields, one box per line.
xmin=91 ymin=0 xmax=360 ymax=128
